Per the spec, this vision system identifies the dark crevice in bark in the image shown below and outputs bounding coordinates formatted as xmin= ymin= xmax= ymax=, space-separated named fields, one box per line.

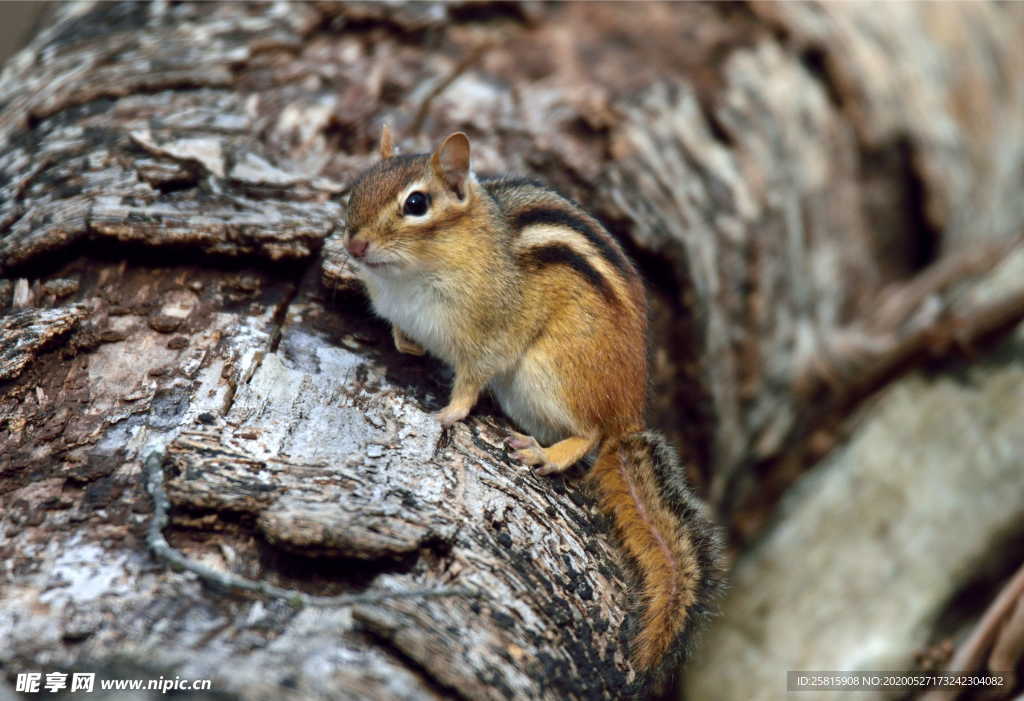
xmin=310 ymin=9 xmax=436 ymax=46
xmin=151 ymin=177 xmax=202 ymax=195
xmin=255 ymin=536 xmax=422 ymax=594
xmin=446 ymin=1 xmax=536 ymax=27
xmin=798 ymin=46 xmax=846 ymax=111
xmin=166 ymin=502 xmax=440 ymax=596
xmin=929 ymin=527 xmax=1024 ymax=646
xmin=860 ymin=137 xmax=943 ymax=280
xmin=898 ymin=140 xmax=943 ymax=271
xmin=1 ymin=238 xmax=311 ymax=283
xmin=696 ymin=96 xmax=735 ymax=148
xmin=354 ymin=623 xmax=477 ymax=701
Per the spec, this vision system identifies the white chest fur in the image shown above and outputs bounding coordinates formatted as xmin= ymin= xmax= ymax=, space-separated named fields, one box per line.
xmin=364 ymin=272 xmax=459 ymax=364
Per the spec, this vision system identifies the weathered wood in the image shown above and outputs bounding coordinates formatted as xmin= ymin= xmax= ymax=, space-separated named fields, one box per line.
xmin=3 ymin=2 xmax=1024 ymax=699
xmin=1 ymin=305 xmax=86 ymax=382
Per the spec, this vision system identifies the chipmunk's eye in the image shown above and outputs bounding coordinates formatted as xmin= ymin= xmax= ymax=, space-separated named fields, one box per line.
xmin=403 ymin=191 xmax=430 ymax=217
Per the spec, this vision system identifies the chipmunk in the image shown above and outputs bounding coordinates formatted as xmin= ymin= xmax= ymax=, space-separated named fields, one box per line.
xmin=344 ymin=127 xmax=723 ymax=681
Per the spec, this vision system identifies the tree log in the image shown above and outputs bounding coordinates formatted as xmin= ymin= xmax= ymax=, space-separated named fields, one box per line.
xmin=3 ymin=2 xmax=1024 ymax=699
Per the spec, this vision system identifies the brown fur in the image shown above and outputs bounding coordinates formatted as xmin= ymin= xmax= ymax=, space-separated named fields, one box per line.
xmin=588 ymin=433 xmax=723 ymax=679
xmin=345 ymin=131 xmax=722 ymax=681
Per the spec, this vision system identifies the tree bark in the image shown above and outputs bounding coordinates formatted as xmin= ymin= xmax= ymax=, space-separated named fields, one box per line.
xmin=2 ymin=2 xmax=1024 ymax=699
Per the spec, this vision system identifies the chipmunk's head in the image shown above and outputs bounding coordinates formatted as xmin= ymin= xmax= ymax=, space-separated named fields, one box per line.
xmin=345 ymin=127 xmax=477 ymax=276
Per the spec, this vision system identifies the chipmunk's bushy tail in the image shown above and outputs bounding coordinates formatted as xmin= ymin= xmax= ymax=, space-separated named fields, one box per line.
xmin=587 ymin=431 xmax=724 ymax=680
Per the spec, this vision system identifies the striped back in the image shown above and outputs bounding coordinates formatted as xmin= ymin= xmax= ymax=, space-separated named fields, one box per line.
xmin=481 ymin=176 xmax=642 ymax=309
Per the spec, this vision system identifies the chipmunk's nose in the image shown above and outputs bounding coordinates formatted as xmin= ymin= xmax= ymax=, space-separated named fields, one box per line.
xmin=347 ymin=237 xmax=368 ymax=259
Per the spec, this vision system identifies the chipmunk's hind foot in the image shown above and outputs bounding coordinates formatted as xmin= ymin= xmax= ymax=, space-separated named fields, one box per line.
xmin=508 ymin=432 xmax=596 ymax=476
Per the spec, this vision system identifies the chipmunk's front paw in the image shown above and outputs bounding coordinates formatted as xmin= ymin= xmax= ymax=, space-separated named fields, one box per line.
xmin=436 ymin=403 xmax=470 ymax=427
xmin=393 ymin=327 xmax=426 ymax=356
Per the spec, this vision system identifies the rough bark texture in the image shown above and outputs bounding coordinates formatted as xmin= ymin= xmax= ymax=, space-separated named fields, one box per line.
xmin=2 ymin=2 xmax=1024 ymax=700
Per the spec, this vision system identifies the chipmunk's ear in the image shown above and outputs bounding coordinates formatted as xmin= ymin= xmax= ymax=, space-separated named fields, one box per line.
xmin=431 ymin=132 xmax=470 ymax=198
xmin=378 ymin=124 xmax=394 ymax=160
